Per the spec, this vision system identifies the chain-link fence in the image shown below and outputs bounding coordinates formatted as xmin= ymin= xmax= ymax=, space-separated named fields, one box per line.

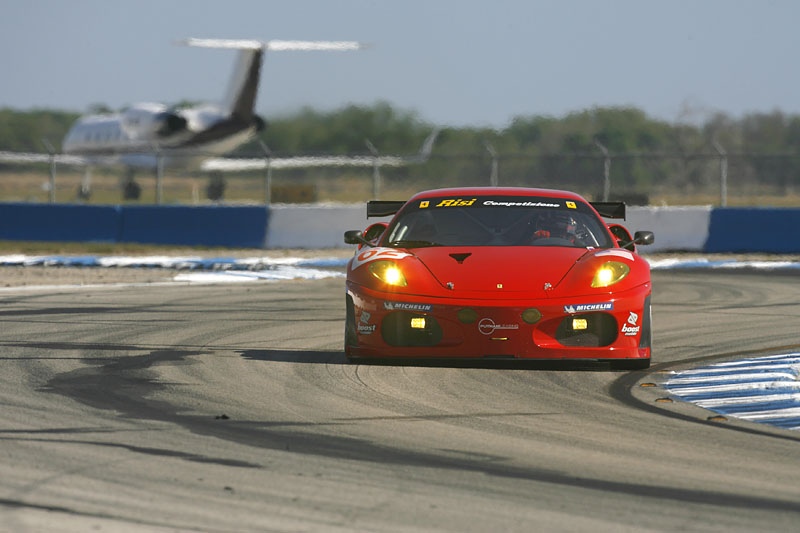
xmin=2 ymin=151 xmax=799 ymax=206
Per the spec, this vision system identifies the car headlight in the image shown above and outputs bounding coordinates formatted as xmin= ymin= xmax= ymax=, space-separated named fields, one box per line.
xmin=591 ymin=261 xmax=630 ymax=288
xmin=368 ymin=260 xmax=407 ymax=286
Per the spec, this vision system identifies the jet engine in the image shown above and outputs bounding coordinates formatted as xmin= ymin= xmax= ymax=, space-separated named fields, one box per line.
xmin=120 ymin=103 xmax=188 ymax=140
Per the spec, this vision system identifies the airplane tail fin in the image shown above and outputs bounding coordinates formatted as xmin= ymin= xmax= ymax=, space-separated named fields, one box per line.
xmin=417 ymin=128 xmax=440 ymax=160
xmin=223 ymin=48 xmax=263 ymax=120
xmin=178 ymin=38 xmax=363 ymax=120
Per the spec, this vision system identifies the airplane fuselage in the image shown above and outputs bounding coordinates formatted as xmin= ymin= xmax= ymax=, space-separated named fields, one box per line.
xmin=62 ymin=45 xmax=267 ymax=171
xmin=62 ymin=102 xmax=262 ymax=170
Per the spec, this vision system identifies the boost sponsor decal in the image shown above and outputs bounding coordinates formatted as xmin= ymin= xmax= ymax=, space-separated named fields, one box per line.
xmin=621 ymin=311 xmax=640 ymax=336
xmin=358 ymin=310 xmax=376 ymax=335
xmin=352 ymin=247 xmax=411 ymax=269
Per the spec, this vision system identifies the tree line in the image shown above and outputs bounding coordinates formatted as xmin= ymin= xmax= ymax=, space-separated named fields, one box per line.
xmin=2 ymin=103 xmax=800 ymax=199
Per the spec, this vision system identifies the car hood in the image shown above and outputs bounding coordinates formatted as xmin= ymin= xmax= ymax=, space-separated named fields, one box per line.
xmin=411 ymin=246 xmax=589 ymax=295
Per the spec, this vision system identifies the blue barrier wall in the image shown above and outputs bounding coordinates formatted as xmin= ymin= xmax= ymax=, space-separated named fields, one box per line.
xmin=0 ymin=203 xmax=269 ymax=248
xmin=121 ymin=205 xmax=268 ymax=248
xmin=704 ymin=208 xmax=800 ymax=253
xmin=1 ymin=202 xmax=799 ymax=252
xmin=0 ymin=203 xmax=121 ymax=242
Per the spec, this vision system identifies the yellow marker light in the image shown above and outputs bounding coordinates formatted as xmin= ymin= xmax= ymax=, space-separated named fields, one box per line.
xmin=410 ymin=317 xmax=426 ymax=329
xmin=591 ymin=261 xmax=630 ymax=288
xmin=572 ymin=318 xmax=588 ymax=330
xmin=368 ymin=260 xmax=407 ymax=286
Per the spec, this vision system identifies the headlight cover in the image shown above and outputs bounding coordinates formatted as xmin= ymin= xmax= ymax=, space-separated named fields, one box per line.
xmin=368 ymin=260 xmax=407 ymax=286
xmin=591 ymin=261 xmax=630 ymax=288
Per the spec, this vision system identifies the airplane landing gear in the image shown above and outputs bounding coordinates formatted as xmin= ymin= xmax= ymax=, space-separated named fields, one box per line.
xmin=76 ymin=167 xmax=92 ymax=201
xmin=123 ymin=179 xmax=142 ymax=200
xmin=206 ymin=172 xmax=226 ymax=201
xmin=122 ymin=168 xmax=141 ymax=200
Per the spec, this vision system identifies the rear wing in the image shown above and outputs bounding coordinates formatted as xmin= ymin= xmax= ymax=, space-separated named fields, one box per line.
xmin=367 ymin=200 xmax=406 ymax=218
xmin=590 ymin=201 xmax=626 ymax=220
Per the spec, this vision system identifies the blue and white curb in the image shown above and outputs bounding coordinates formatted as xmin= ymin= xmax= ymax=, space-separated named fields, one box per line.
xmin=0 ymin=254 xmax=350 ymax=283
xmin=0 ymin=254 xmax=350 ymax=270
xmin=647 ymin=258 xmax=800 ymax=272
xmin=2 ymin=253 xmax=800 ymax=284
xmin=664 ymin=353 xmax=800 ymax=431
xmin=2 ymin=255 xmax=800 ymax=272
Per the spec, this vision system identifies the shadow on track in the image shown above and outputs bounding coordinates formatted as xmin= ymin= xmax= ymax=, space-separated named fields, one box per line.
xmin=238 ymin=349 xmax=623 ymax=371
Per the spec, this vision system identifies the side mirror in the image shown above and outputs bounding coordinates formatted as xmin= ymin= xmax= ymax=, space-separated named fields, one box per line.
xmin=634 ymin=231 xmax=654 ymax=246
xmin=344 ymin=222 xmax=389 ymax=248
xmin=608 ymin=225 xmax=654 ymax=252
xmin=344 ymin=230 xmax=367 ymax=245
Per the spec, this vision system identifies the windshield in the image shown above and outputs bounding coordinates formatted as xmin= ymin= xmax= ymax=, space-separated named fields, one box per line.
xmin=384 ymin=195 xmax=614 ymax=249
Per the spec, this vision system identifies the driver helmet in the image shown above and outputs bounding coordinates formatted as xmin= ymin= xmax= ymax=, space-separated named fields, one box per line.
xmin=533 ymin=211 xmax=577 ymax=240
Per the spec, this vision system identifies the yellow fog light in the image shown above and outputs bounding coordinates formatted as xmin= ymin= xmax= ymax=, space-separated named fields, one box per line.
xmin=521 ymin=308 xmax=542 ymax=324
xmin=410 ymin=317 xmax=426 ymax=329
xmin=572 ymin=318 xmax=588 ymax=330
xmin=591 ymin=261 xmax=630 ymax=288
xmin=368 ymin=260 xmax=407 ymax=286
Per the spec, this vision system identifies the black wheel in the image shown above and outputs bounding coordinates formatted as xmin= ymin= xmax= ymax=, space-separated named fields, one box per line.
xmin=206 ymin=172 xmax=226 ymax=201
xmin=344 ymin=295 xmax=358 ymax=359
xmin=122 ymin=179 xmax=141 ymax=200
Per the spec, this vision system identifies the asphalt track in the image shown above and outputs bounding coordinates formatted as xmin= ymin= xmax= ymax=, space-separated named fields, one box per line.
xmin=0 ymin=270 xmax=798 ymax=532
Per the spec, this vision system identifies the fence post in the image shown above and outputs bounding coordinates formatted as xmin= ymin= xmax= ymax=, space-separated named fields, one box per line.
xmin=366 ymin=139 xmax=381 ymax=199
xmin=259 ymin=141 xmax=272 ymax=205
xmin=594 ymin=139 xmax=611 ymax=201
xmin=484 ymin=141 xmax=498 ymax=186
xmin=712 ymin=140 xmax=728 ymax=207
xmin=155 ymin=150 xmax=164 ymax=205
xmin=42 ymin=138 xmax=56 ymax=203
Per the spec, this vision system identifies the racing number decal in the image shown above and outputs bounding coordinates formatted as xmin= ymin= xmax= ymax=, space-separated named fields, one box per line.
xmin=352 ymin=248 xmax=411 ymax=269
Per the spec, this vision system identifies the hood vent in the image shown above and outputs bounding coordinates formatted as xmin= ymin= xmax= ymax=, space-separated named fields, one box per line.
xmin=449 ymin=252 xmax=472 ymax=264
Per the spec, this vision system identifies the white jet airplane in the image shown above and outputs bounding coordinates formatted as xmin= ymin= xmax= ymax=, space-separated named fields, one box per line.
xmin=0 ymin=38 xmax=438 ymax=202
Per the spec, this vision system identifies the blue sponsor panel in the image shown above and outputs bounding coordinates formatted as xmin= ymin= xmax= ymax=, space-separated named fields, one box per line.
xmin=0 ymin=202 xmax=121 ymax=242
xmin=120 ymin=205 xmax=269 ymax=248
xmin=705 ymin=208 xmax=800 ymax=253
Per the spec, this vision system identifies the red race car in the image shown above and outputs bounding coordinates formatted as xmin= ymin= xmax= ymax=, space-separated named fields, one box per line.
xmin=344 ymin=187 xmax=654 ymax=369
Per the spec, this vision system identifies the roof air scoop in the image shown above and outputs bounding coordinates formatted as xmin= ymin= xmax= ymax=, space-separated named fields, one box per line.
xmin=450 ymin=252 xmax=472 ymax=264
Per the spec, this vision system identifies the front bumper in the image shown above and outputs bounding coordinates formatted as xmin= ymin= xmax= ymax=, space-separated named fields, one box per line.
xmin=345 ymin=282 xmax=652 ymax=361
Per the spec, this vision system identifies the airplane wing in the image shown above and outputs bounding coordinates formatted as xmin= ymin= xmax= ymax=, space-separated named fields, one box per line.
xmin=201 ymin=155 xmax=405 ymax=172
xmin=0 ymin=151 xmax=88 ymax=166
xmin=178 ymin=38 xmax=364 ymax=52
xmin=0 ymin=129 xmax=439 ymax=172
xmin=200 ymin=129 xmax=439 ymax=172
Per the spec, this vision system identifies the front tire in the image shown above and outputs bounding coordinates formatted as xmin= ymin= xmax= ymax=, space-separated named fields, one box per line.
xmin=344 ymin=295 xmax=358 ymax=360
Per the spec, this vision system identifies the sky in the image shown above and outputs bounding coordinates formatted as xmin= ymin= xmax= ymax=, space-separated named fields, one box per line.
xmin=2 ymin=0 xmax=799 ymax=129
